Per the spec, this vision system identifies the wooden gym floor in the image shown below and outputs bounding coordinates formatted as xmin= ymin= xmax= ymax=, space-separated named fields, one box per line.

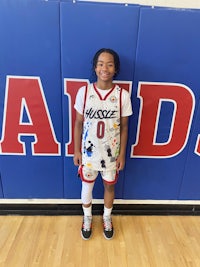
xmin=0 ymin=215 xmax=200 ymax=267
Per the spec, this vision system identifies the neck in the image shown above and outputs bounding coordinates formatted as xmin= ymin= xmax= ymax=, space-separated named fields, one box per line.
xmin=95 ymin=81 xmax=113 ymax=90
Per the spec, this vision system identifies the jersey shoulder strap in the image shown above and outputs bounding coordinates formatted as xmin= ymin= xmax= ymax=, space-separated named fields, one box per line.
xmin=82 ymin=84 xmax=88 ymax=115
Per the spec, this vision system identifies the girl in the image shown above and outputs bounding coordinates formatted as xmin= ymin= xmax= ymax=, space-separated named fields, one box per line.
xmin=73 ymin=48 xmax=132 ymax=240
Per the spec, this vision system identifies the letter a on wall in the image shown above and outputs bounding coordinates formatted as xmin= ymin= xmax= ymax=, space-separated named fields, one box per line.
xmin=1 ymin=76 xmax=60 ymax=155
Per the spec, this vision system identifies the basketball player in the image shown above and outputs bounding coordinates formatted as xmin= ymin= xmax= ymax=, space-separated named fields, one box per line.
xmin=73 ymin=48 xmax=132 ymax=240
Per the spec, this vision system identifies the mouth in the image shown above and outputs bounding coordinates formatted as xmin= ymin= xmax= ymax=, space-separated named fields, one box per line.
xmin=100 ymin=72 xmax=110 ymax=78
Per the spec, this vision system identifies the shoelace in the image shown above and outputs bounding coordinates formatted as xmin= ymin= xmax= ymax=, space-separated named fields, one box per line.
xmin=103 ymin=216 xmax=112 ymax=231
xmin=83 ymin=216 xmax=92 ymax=231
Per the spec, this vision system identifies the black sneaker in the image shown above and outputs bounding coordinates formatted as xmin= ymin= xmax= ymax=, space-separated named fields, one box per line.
xmin=81 ymin=216 xmax=92 ymax=240
xmin=103 ymin=216 xmax=114 ymax=240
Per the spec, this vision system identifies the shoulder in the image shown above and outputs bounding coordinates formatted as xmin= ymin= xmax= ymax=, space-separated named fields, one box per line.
xmin=117 ymin=87 xmax=131 ymax=103
xmin=77 ymin=85 xmax=87 ymax=96
xmin=115 ymin=85 xmax=131 ymax=96
xmin=76 ymin=84 xmax=91 ymax=101
xmin=121 ymin=88 xmax=131 ymax=97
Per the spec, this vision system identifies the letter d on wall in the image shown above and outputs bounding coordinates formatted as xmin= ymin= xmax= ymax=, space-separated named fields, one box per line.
xmin=131 ymin=82 xmax=195 ymax=158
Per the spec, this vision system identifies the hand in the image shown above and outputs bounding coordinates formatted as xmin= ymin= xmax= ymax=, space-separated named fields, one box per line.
xmin=73 ymin=152 xmax=82 ymax=166
xmin=116 ymin=154 xmax=125 ymax=171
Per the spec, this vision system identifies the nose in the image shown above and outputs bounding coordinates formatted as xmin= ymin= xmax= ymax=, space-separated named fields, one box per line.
xmin=102 ymin=64 xmax=108 ymax=71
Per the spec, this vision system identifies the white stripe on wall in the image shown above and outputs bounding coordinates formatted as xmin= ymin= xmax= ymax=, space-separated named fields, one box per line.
xmin=77 ymin=0 xmax=200 ymax=9
xmin=0 ymin=199 xmax=200 ymax=205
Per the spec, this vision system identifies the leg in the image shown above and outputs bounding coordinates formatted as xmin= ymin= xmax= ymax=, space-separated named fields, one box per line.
xmin=81 ymin=181 xmax=95 ymax=240
xmin=81 ymin=181 xmax=95 ymax=214
xmin=103 ymin=182 xmax=115 ymax=240
xmin=103 ymin=182 xmax=115 ymax=209
xmin=101 ymin=169 xmax=118 ymax=210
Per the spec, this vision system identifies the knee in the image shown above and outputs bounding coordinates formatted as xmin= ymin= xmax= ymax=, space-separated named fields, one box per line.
xmin=81 ymin=181 xmax=94 ymax=205
xmin=104 ymin=183 xmax=115 ymax=193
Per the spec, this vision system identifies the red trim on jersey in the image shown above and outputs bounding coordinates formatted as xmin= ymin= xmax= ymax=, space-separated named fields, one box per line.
xmin=120 ymin=88 xmax=123 ymax=118
xmin=93 ymin=83 xmax=116 ymax=100
xmin=82 ymin=85 xmax=88 ymax=115
xmin=103 ymin=170 xmax=119 ymax=185
xmin=78 ymin=165 xmax=96 ymax=183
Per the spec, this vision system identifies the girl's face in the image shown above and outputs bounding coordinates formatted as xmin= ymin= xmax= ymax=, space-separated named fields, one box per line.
xmin=95 ymin=52 xmax=116 ymax=84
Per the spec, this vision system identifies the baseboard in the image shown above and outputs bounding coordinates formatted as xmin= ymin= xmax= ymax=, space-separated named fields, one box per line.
xmin=0 ymin=203 xmax=200 ymax=215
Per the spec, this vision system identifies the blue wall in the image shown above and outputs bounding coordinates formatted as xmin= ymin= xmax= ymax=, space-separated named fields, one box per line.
xmin=0 ymin=0 xmax=200 ymax=200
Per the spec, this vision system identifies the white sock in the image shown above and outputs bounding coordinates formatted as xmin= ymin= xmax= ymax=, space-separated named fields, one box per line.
xmin=103 ymin=206 xmax=113 ymax=218
xmin=83 ymin=205 xmax=92 ymax=217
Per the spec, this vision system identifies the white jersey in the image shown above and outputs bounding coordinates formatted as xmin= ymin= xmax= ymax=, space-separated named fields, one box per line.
xmin=75 ymin=83 xmax=132 ymax=171
xmin=75 ymin=84 xmax=133 ymax=118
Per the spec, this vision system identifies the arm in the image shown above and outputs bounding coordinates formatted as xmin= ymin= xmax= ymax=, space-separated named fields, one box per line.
xmin=116 ymin=116 xmax=129 ymax=171
xmin=73 ymin=111 xmax=84 ymax=166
